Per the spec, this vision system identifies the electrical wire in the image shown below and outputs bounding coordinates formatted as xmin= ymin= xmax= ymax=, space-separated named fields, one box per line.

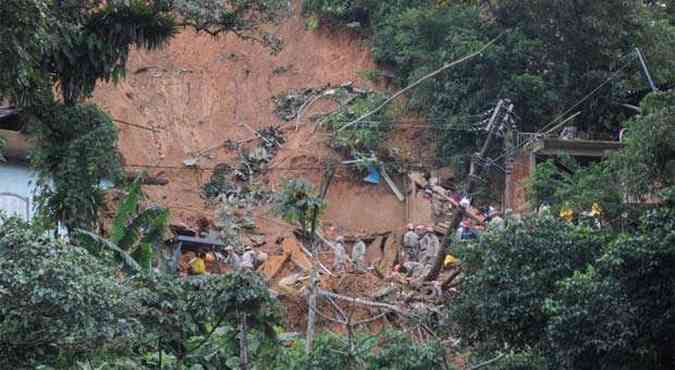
xmin=491 ymin=51 xmax=638 ymax=164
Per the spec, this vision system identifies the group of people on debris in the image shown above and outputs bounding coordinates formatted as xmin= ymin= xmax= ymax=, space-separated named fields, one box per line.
xmin=399 ymin=224 xmax=442 ymax=280
xmin=332 ymin=236 xmax=368 ymax=273
xmin=329 ymin=223 xmax=444 ymax=279
xmin=185 ymin=246 xmax=268 ymax=276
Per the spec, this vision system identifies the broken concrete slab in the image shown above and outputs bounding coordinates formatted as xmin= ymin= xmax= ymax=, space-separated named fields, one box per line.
xmin=366 ymin=236 xmax=384 ymax=266
xmin=258 ymin=253 xmax=290 ymax=280
xmin=378 ymin=234 xmax=400 ymax=275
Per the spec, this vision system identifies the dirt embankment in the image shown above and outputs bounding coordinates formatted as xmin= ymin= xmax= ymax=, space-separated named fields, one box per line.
xmin=93 ymin=1 xmax=408 ymax=235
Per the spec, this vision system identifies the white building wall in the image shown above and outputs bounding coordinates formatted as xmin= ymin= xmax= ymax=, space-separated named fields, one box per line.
xmin=0 ymin=163 xmax=39 ymax=221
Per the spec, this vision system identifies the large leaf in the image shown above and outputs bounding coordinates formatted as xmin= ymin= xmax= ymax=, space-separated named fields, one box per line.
xmin=117 ymin=206 xmax=168 ymax=253
xmin=110 ymin=177 xmax=142 ymax=244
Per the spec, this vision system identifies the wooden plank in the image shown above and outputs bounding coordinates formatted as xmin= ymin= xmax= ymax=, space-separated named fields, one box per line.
xmin=408 ymin=172 xmax=428 ymax=188
xmin=259 ymin=253 xmax=290 ymax=280
xmin=380 ymin=165 xmax=405 ymax=202
xmin=378 ymin=234 xmax=400 ymax=275
xmin=282 ymin=237 xmax=313 ymax=272
xmin=431 ymin=185 xmax=485 ymax=223
xmin=366 ymin=236 xmax=385 ymax=265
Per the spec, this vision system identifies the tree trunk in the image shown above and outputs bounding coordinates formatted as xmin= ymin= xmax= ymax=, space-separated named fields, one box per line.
xmin=239 ymin=312 xmax=249 ymax=370
xmin=306 ymin=163 xmax=336 ymax=353
xmin=305 ymin=267 xmax=318 ymax=353
xmin=423 ymin=208 xmax=464 ymax=282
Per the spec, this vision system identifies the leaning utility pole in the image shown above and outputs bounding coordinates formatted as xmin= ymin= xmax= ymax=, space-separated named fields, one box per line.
xmin=501 ymin=103 xmax=516 ymax=211
xmin=467 ymin=99 xmax=505 ymax=191
xmin=424 ymin=99 xmax=508 ymax=282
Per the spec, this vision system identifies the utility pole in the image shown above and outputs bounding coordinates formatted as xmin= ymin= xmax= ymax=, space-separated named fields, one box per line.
xmin=423 ymin=99 xmax=505 ymax=282
xmin=467 ymin=99 xmax=504 ymax=195
xmin=502 ymin=103 xmax=515 ymax=212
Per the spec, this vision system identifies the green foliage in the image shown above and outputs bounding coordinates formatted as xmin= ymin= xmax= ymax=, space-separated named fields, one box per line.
xmin=48 ymin=0 xmax=177 ymax=104
xmin=273 ymin=179 xmax=325 ymax=233
xmin=29 ymin=103 xmax=121 ymax=232
xmin=0 ymin=0 xmax=50 ymax=106
xmin=129 ymin=271 xmax=281 ymax=369
xmin=324 ymin=92 xmax=392 ymax=161
xmin=306 ymin=1 xmax=675 ymax=165
xmin=275 ymin=330 xmax=450 ymax=370
xmin=528 ymin=159 xmax=624 ymax=221
xmin=545 ymin=207 xmax=675 ymax=369
xmin=527 ymin=160 xmax=565 ymax=208
xmin=0 ymin=217 xmax=137 ymax=368
xmin=452 ymin=205 xmax=675 ymax=369
xmin=302 ymin=0 xmax=430 ymax=28
xmin=611 ymin=93 xmax=675 ymax=199
xmin=0 ymin=0 xmax=284 ymax=105
xmin=450 ymin=216 xmax=606 ymax=352
xmin=171 ymin=0 xmax=283 ymax=36
xmin=80 ymin=178 xmax=169 ymax=272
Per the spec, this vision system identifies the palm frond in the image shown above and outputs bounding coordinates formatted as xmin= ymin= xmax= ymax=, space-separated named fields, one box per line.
xmin=77 ymin=229 xmax=142 ymax=272
xmin=130 ymin=243 xmax=154 ymax=272
xmin=117 ymin=206 xmax=168 ymax=252
xmin=111 ymin=177 xmax=142 ymax=244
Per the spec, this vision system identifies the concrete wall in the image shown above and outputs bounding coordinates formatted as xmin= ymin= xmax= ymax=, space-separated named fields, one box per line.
xmin=507 ymin=150 xmax=535 ymax=214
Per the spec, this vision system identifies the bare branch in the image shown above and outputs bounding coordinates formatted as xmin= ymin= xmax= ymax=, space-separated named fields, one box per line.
xmin=317 ymin=289 xmax=410 ymax=317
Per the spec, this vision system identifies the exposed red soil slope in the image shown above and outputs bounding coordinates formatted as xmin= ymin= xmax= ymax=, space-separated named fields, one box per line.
xmin=93 ymin=1 xmax=408 ymax=234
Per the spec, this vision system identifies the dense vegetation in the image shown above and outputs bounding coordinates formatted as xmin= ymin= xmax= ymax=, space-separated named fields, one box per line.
xmin=1 ymin=0 xmax=285 ymax=232
xmin=304 ymin=1 xmax=675 ymax=164
xmin=1 ymin=0 xmax=675 ymax=369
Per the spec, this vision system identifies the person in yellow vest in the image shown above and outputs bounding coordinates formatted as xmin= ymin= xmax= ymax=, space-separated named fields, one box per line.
xmin=444 ymin=254 xmax=459 ymax=268
xmin=189 ymin=252 xmax=207 ymax=275
xmin=560 ymin=207 xmax=574 ymax=223
xmin=591 ymin=203 xmax=602 ymax=218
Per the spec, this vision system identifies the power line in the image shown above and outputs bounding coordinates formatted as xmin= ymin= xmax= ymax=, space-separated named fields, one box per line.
xmin=112 ymin=118 xmax=161 ymax=132
xmin=123 ymin=160 xmax=451 ymax=173
xmin=537 ymin=51 xmax=637 ymax=134
xmin=491 ymin=52 xmax=637 ymax=164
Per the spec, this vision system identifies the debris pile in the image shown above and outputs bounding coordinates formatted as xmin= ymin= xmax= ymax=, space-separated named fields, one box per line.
xmin=201 ymin=125 xmax=286 ymax=205
xmin=236 ymin=125 xmax=286 ymax=181
xmin=273 ymin=88 xmax=318 ymax=121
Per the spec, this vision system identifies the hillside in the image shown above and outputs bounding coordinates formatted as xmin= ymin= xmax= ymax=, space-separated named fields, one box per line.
xmin=93 ymin=6 xmax=408 ymax=235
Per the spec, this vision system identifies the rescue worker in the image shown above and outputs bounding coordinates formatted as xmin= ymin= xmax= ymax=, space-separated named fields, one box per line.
xmin=352 ymin=238 xmax=368 ymax=273
xmin=403 ymin=223 xmax=420 ymax=262
xmin=402 ymin=260 xmax=430 ymax=281
xmin=418 ymin=225 xmax=430 ymax=258
xmin=333 ymin=236 xmax=348 ymax=273
xmin=225 ymin=246 xmax=242 ymax=269
xmin=241 ymin=247 xmax=267 ymax=270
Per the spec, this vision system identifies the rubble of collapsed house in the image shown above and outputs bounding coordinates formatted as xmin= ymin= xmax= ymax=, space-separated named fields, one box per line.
xmin=170 ymin=82 xmax=501 ymax=333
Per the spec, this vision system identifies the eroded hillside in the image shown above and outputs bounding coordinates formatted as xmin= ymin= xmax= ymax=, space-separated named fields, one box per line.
xmin=93 ymin=4 xmax=407 ymax=235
